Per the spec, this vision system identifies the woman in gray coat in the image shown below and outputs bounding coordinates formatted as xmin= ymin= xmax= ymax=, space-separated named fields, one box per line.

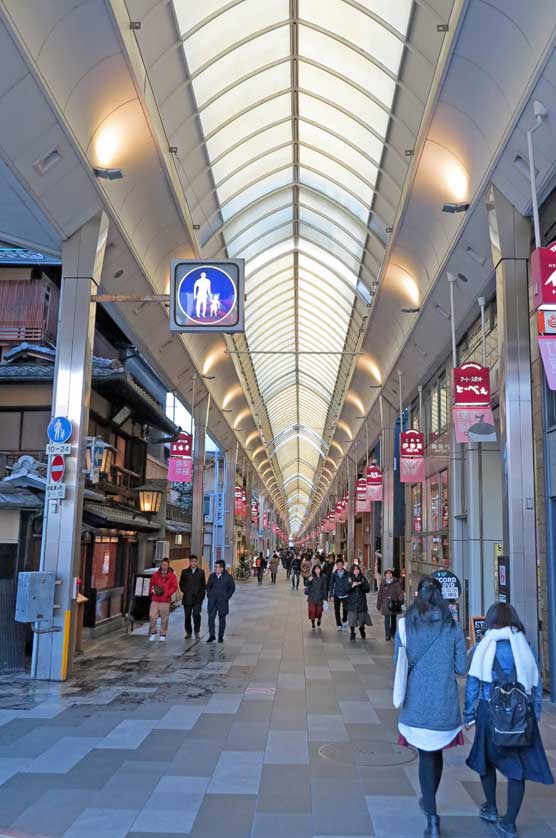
xmin=394 ymin=577 xmax=467 ymax=837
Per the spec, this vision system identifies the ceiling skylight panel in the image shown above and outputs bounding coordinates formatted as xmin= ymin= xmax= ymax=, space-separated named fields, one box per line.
xmin=200 ymin=62 xmax=291 ymax=136
xmin=247 ymin=271 xmax=293 ymax=306
xmin=357 ymin=0 xmax=413 ymax=36
xmin=184 ymin=0 xmax=289 ymax=73
xmin=298 ymin=94 xmax=385 ymax=173
xmin=298 ymin=188 xmax=366 ymax=245
xmin=300 ymin=0 xmax=404 ymax=74
xmin=190 ymin=28 xmax=289 ymax=108
xmin=172 ymin=0 xmax=227 ymax=36
xmin=299 ymin=241 xmax=359 ymax=287
xmin=240 ymin=226 xmax=296 ymax=262
xmin=298 ymin=62 xmax=389 ymax=139
xmin=211 ymin=122 xmax=292 ymax=183
xmin=298 ymin=223 xmax=360 ymax=274
xmin=299 ymin=169 xmax=368 ymax=223
xmin=221 ymin=168 xmax=292 ymax=221
xmin=205 ymin=94 xmax=291 ymax=160
xmin=228 ymin=208 xmax=293 ymax=256
xmin=298 ymin=27 xmax=396 ymax=108
xmin=299 ymin=123 xmax=378 ymax=186
xmin=225 ymin=191 xmax=292 ymax=244
xmin=217 ymin=146 xmax=292 ymax=204
xmin=298 ymin=207 xmax=364 ymax=264
xmin=246 ymin=242 xmax=294 ymax=278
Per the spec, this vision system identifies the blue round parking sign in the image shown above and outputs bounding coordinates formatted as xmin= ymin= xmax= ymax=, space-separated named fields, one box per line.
xmin=176 ymin=265 xmax=237 ymax=327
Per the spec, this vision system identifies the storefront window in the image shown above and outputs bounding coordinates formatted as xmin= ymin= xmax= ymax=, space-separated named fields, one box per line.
xmin=411 ymin=536 xmax=424 ymax=563
xmin=92 ymin=538 xmax=118 ymax=589
xmin=411 ymin=484 xmax=422 ymax=532
xmin=430 ymin=475 xmax=440 ymax=531
xmin=441 ymin=470 xmax=449 ymax=529
xmin=431 ymin=535 xmax=441 ymax=565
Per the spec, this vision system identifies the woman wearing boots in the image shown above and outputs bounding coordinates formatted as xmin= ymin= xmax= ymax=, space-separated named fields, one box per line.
xmin=377 ymin=568 xmax=404 ymax=640
xmin=346 ymin=564 xmax=372 ymax=641
xmin=394 ymin=576 xmax=467 ymax=837
xmin=464 ymin=603 xmax=553 ymax=838
xmin=305 ymin=565 xmax=328 ymax=629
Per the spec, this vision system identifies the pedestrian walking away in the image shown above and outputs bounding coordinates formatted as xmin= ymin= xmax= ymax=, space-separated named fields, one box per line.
xmin=305 ymin=564 xmax=328 ymax=629
xmin=255 ymin=551 xmax=265 ymax=585
xmin=464 ymin=602 xmax=554 ymax=838
xmin=291 ymin=554 xmax=302 ymax=589
xmin=377 ymin=568 xmax=404 ymax=640
xmin=330 ymin=558 xmax=350 ymax=630
xmin=179 ymin=554 xmax=206 ymax=639
xmin=206 ymin=559 xmax=235 ymax=643
xmin=148 ymin=558 xmax=178 ymax=641
xmin=269 ymin=552 xmax=280 ymax=584
xmin=346 ymin=564 xmax=372 ymax=641
xmin=394 ymin=576 xmax=467 ymax=837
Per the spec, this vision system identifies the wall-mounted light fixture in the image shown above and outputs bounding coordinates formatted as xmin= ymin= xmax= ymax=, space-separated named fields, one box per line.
xmin=93 ymin=166 xmax=123 ymax=180
xmin=442 ymin=201 xmax=469 ymax=213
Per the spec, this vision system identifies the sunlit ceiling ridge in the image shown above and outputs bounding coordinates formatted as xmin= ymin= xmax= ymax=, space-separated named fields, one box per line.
xmin=173 ymin=0 xmax=413 ymax=532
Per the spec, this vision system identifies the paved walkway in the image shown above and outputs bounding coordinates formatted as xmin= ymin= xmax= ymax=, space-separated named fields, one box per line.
xmin=0 ymin=574 xmax=555 ymax=838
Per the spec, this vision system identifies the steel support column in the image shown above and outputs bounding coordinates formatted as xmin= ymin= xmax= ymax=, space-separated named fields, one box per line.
xmin=190 ymin=396 xmax=207 ymax=561
xmin=347 ymin=466 xmax=355 ymax=564
xmin=488 ymin=186 xmax=538 ymax=647
xmin=223 ymin=449 xmax=235 ymax=569
xmin=381 ymin=401 xmax=396 ymax=569
xmin=33 ymin=211 xmax=109 ymax=681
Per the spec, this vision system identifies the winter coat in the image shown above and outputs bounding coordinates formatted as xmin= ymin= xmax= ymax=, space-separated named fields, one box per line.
xmin=206 ymin=570 xmax=236 ymax=614
xmin=300 ymin=559 xmax=312 ymax=579
xmin=179 ymin=567 xmax=206 ymax=606
xmin=347 ymin=575 xmax=370 ymax=613
xmin=377 ymin=578 xmax=404 ymax=616
xmin=330 ymin=569 xmax=351 ymax=599
xmin=269 ymin=556 xmax=280 ymax=572
xmin=394 ymin=609 xmax=467 ymax=730
xmin=306 ymin=575 xmax=328 ymax=605
xmin=149 ymin=568 xmax=178 ymax=603
xmin=291 ymin=557 xmax=302 ymax=573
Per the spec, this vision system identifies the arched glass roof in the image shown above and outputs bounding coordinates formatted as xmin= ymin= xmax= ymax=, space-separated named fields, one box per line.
xmin=173 ymin=0 xmax=413 ymax=531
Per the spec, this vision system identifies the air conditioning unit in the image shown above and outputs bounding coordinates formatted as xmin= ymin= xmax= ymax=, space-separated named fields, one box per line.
xmin=155 ymin=540 xmax=170 ymax=562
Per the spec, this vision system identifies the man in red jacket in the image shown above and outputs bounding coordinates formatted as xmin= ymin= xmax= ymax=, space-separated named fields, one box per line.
xmin=149 ymin=559 xmax=178 ymax=641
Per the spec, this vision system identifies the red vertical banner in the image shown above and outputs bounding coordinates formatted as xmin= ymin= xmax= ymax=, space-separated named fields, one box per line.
xmin=251 ymin=500 xmax=259 ymax=525
xmin=400 ymin=430 xmax=425 ymax=484
xmin=366 ymin=464 xmax=383 ymax=501
xmin=452 ymin=362 xmax=496 ymax=443
xmin=168 ymin=432 xmax=193 ymax=483
xmin=234 ymin=486 xmax=243 ymax=517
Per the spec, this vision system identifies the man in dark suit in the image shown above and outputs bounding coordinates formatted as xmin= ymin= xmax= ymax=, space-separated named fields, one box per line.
xmin=179 ymin=555 xmax=206 ymax=639
xmin=206 ymin=560 xmax=235 ymax=643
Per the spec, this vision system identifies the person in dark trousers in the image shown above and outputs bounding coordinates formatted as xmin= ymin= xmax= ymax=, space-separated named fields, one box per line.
xmin=285 ymin=553 xmax=292 ymax=579
xmin=377 ymin=568 xmax=404 ymax=640
xmin=291 ymin=554 xmax=302 ymax=590
xmin=394 ymin=577 xmax=467 ymax=838
xmin=269 ymin=552 xmax=280 ymax=584
xmin=179 ymin=554 xmax=206 ymax=639
xmin=346 ymin=564 xmax=372 ymax=641
xmin=330 ymin=558 xmax=351 ymax=630
xmin=305 ymin=564 xmax=328 ymax=629
xmin=255 ymin=552 xmax=265 ymax=585
xmin=464 ymin=603 xmax=553 ymax=838
xmin=206 ymin=560 xmax=235 ymax=643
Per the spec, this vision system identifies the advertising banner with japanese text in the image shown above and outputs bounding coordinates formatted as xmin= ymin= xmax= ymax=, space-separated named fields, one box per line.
xmin=400 ymin=430 xmax=425 ymax=484
xmin=168 ymin=455 xmax=192 ymax=482
xmin=538 ymin=335 xmax=556 ymax=390
xmin=453 ymin=363 xmax=490 ymax=407
xmin=234 ymin=486 xmax=243 ymax=517
xmin=366 ymin=464 xmax=382 ymax=501
xmin=356 ymin=477 xmax=370 ymax=513
xmin=530 ymin=244 xmax=556 ymax=310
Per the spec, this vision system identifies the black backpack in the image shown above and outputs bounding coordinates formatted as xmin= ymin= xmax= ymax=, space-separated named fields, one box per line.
xmin=488 ymin=658 xmax=534 ymax=748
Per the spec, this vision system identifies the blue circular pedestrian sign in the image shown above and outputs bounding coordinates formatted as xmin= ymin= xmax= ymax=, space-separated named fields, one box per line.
xmin=175 ymin=264 xmax=238 ymax=328
xmin=47 ymin=416 xmax=72 ymax=444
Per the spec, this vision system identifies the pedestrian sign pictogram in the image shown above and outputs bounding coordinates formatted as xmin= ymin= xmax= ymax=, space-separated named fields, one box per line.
xmin=47 ymin=416 xmax=72 ymax=444
xmin=49 ymin=454 xmax=65 ymax=483
xmin=170 ymin=259 xmax=244 ymax=333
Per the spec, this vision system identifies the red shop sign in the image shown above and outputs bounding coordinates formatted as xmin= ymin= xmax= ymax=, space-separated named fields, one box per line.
xmin=453 ymin=362 xmax=491 ymax=407
xmin=366 ymin=464 xmax=382 ymax=502
xmin=531 ymin=244 xmax=556 ymax=310
xmin=170 ymin=432 xmax=192 ymax=457
xmin=400 ymin=430 xmax=424 ymax=458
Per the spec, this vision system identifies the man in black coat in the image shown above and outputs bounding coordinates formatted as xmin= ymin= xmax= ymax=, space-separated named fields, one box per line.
xmin=179 ymin=554 xmax=206 ymax=639
xmin=206 ymin=559 xmax=236 ymax=643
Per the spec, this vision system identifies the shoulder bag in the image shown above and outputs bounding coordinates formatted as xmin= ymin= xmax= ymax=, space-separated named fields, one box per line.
xmin=393 ymin=620 xmax=444 ymax=709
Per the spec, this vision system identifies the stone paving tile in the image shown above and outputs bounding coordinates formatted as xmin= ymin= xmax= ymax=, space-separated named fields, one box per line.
xmin=2 ymin=579 xmax=556 ymax=838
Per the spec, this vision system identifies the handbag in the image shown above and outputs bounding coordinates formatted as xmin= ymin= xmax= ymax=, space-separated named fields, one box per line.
xmin=393 ymin=619 xmax=444 ymax=709
xmin=393 ymin=618 xmax=409 ymax=709
xmin=323 ymin=600 xmax=329 ymax=612
xmin=388 ymin=598 xmax=403 ymax=614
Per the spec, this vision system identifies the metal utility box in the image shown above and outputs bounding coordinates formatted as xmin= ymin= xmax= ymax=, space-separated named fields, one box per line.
xmin=15 ymin=572 xmax=56 ymax=622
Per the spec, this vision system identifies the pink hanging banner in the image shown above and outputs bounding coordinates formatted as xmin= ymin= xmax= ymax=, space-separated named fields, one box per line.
xmin=168 ymin=455 xmax=192 ymax=482
xmin=453 ymin=363 xmax=491 ymax=406
xmin=538 ymin=335 xmax=556 ymax=390
xmin=356 ymin=477 xmax=370 ymax=512
xmin=400 ymin=430 xmax=425 ymax=484
xmin=452 ymin=406 xmax=496 ymax=443
xmin=366 ymin=464 xmax=383 ymax=502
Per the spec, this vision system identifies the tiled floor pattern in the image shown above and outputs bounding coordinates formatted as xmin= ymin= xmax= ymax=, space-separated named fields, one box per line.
xmin=1 ymin=576 xmax=556 ymax=837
